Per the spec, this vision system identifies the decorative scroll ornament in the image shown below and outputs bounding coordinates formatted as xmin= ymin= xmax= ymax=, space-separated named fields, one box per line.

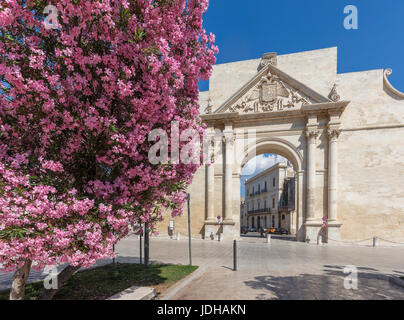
xmin=328 ymin=84 xmax=340 ymax=102
xmin=383 ymin=68 xmax=404 ymax=99
xmin=228 ymin=72 xmax=311 ymax=114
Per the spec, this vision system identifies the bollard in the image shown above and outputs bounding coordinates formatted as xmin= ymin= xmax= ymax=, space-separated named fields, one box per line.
xmin=233 ymin=240 xmax=237 ymax=271
xmin=373 ymin=237 xmax=379 ymax=247
xmin=266 ymin=234 xmax=271 ymax=244
xmin=317 ymin=235 xmax=323 ymax=246
xmin=176 ymin=232 xmax=180 ymax=241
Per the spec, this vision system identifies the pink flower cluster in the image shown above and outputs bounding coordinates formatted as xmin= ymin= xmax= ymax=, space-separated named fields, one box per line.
xmin=0 ymin=164 xmax=128 ymax=272
xmin=0 ymin=0 xmax=217 ymax=272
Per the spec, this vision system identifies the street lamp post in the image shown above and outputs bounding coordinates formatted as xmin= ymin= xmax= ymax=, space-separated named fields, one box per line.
xmin=187 ymin=193 xmax=192 ymax=266
xmin=144 ymin=223 xmax=149 ymax=266
xmin=139 ymin=228 xmax=142 ymax=265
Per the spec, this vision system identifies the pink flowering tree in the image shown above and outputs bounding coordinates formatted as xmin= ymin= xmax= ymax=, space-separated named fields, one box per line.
xmin=0 ymin=0 xmax=217 ymax=299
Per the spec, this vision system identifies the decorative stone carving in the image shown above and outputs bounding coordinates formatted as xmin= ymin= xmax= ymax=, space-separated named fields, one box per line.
xmin=222 ymin=133 xmax=234 ymax=145
xmin=209 ymin=137 xmax=215 ymax=163
xmin=305 ymin=128 xmax=319 ymax=140
xmin=327 ymin=128 xmax=341 ymax=141
xmin=383 ymin=68 xmax=404 ymax=99
xmin=204 ymin=98 xmax=213 ymax=114
xmin=259 ymin=52 xmax=277 ymax=69
xmin=328 ymin=84 xmax=340 ymax=102
xmin=228 ymin=71 xmax=311 ymax=114
xmin=210 ymin=136 xmax=215 ymax=148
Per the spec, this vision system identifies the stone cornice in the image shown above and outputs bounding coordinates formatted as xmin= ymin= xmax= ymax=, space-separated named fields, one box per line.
xmin=342 ymin=123 xmax=404 ymax=132
xmin=302 ymin=101 xmax=350 ymax=115
xmin=201 ymin=101 xmax=349 ymax=126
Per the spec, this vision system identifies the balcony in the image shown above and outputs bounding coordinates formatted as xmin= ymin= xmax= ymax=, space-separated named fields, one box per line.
xmin=278 ymin=202 xmax=295 ymax=212
xmin=248 ymin=190 xmax=263 ymax=197
xmin=248 ymin=208 xmax=271 ymax=215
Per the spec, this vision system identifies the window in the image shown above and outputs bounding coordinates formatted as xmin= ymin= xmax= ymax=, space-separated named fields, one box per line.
xmin=272 ymin=215 xmax=275 ymax=227
xmin=273 ymin=177 xmax=276 ymax=187
xmin=264 ymin=181 xmax=267 ymax=190
xmin=264 ymin=200 xmax=267 ymax=209
xmin=282 ymin=214 xmax=285 ymax=220
xmin=272 ymin=198 xmax=275 ymax=208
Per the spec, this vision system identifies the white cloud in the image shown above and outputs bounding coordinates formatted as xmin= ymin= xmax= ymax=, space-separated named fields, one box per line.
xmin=240 ymin=154 xmax=288 ymax=198
xmin=241 ymin=154 xmax=286 ymax=176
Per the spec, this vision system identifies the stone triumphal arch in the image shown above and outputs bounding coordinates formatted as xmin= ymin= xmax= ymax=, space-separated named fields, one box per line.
xmin=158 ymin=47 xmax=404 ymax=244
xmin=201 ymin=52 xmax=348 ymax=242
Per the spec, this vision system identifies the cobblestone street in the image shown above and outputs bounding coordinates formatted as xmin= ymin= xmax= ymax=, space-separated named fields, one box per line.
xmin=1 ymin=236 xmax=404 ymax=299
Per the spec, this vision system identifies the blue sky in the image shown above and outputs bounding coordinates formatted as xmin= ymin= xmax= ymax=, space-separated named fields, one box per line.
xmin=198 ymin=0 xmax=404 ymax=197
xmin=199 ymin=0 xmax=404 ymax=92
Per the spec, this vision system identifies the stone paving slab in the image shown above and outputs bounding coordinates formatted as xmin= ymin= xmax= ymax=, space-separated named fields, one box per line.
xmin=1 ymin=236 xmax=404 ymax=299
xmin=107 ymin=286 xmax=156 ymax=300
xmin=171 ymin=266 xmax=404 ymax=300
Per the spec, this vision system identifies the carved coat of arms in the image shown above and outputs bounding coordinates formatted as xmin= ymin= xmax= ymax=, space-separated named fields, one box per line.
xmin=227 ymin=72 xmax=311 ymax=114
xmin=260 ymin=82 xmax=277 ymax=104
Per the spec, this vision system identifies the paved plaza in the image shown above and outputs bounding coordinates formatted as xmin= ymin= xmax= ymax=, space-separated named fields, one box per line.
xmin=1 ymin=236 xmax=404 ymax=299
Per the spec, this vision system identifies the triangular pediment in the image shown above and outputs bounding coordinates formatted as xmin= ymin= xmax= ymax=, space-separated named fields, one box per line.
xmin=214 ymin=63 xmax=331 ymax=114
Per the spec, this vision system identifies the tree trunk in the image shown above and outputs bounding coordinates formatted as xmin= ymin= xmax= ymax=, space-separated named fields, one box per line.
xmin=9 ymin=260 xmax=32 ymax=300
xmin=38 ymin=265 xmax=81 ymax=300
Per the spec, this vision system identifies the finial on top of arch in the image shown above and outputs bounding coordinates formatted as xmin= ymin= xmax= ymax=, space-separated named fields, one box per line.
xmin=259 ymin=52 xmax=277 ymax=70
xmin=328 ymin=84 xmax=340 ymax=102
xmin=204 ymin=97 xmax=213 ymax=114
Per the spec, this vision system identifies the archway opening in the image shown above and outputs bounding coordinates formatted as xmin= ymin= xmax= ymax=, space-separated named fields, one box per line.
xmin=240 ymin=153 xmax=298 ymax=241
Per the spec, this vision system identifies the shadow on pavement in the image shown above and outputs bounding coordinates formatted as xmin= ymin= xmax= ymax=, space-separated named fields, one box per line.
xmin=241 ymin=233 xmax=296 ymax=242
xmin=243 ymin=265 xmax=404 ymax=300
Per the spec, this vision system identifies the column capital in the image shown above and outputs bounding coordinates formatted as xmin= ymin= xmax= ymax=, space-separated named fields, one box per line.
xmin=207 ymin=135 xmax=216 ymax=164
xmin=222 ymin=131 xmax=234 ymax=145
xmin=327 ymin=128 xmax=341 ymax=142
xmin=305 ymin=127 xmax=319 ymax=141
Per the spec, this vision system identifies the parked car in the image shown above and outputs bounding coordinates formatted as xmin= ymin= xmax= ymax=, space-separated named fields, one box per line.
xmin=273 ymin=228 xmax=289 ymax=235
xmin=240 ymin=227 xmax=248 ymax=234
xmin=249 ymin=227 xmax=257 ymax=232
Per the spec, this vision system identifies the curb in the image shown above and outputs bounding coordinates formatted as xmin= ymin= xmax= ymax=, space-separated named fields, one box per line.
xmin=107 ymin=286 xmax=156 ymax=300
xmin=389 ymin=276 xmax=404 ymax=289
xmin=158 ymin=266 xmax=206 ymax=300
